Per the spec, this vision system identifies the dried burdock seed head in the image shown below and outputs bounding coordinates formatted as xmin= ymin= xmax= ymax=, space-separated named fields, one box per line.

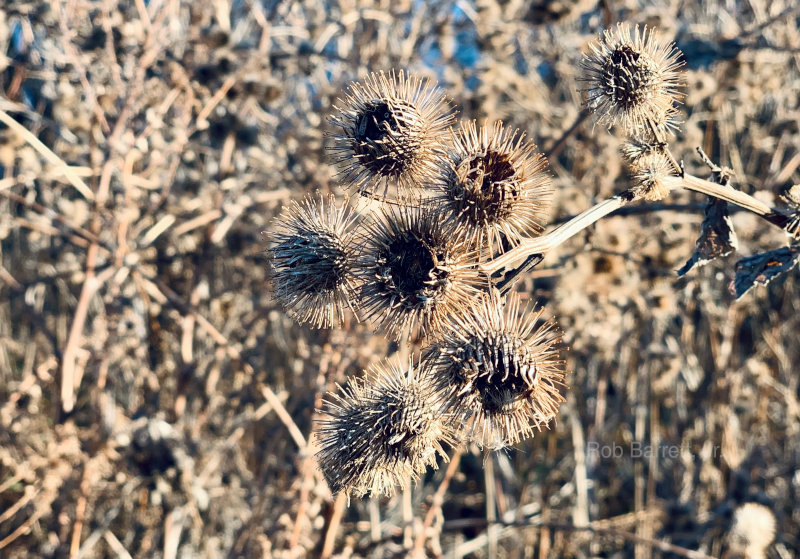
xmin=727 ymin=502 xmax=776 ymax=559
xmin=630 ymin=151 xmax=673 ymax=201
xmin=620 ymin=136 xmax=666 ymax=166
xmin=431 ymin=121 xmax=554 ymax=254
xmin=582 ymin=23 xmax=684 ymax=137
xmin=328 ymin=70 xmax=454 ymax=196
xmin=356 ymin=205 xmax=482 ymax=339
xmin=268 ymin=193 xmax=360 ymax=328
xmin=315 ymin=360 xmax=453 ymax=498
xmin=424 ymin=291 xmax=566 ymax=449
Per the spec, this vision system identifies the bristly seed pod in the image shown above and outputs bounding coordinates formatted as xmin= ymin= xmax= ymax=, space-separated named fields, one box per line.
xmin=328 ymin=70 xmax=455 ymax=197
xmin=620 ymin=136 xmax=666 ymax=166
xmin=356 ymin=205 xmax=482 ymax=339
xmin=630 ymin=151 xmax=673 ymax=201
xmin=315 ymin=360 xmax=453 ymax=498
xmin=423 ymin=291 xmax=566 ymax=449
xmin=581 ymin=23 xmax=684 ymax=137
xmin=431 ymin=121 xmax=554 ymax=254
xmin=268 ymin=193 xmax=360 ymax=328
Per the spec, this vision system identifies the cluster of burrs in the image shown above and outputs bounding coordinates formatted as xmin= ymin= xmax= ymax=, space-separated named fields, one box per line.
xmin=267 ymin=23 xmax=800 ymax=498
xmin=269 ymin=70 xmax=565 ymax=498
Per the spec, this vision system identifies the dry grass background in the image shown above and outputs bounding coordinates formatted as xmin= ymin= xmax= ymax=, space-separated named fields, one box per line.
xmin=1 ymin=1 xmax=799 ymax=557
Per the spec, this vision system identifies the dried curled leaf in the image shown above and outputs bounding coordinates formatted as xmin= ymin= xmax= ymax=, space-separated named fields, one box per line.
xmin=677 ymin=196 xmax=738 ymax=277
xmin=730 ymin=244 xmax=800 ymax=299
xmin=779 ymin=184 xmax=800 ymax=238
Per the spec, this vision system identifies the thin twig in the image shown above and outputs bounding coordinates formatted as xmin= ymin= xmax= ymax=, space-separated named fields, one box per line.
xmin=61 ymin=250 xmax=116 ymax=414
xmin=484 ymin=454 xmax=497 ymax=559
xmin=544 ymin=109 xmax=591 ymax=162
xmin=103 ymin=531 xmax=134 ymax=559
xmin=68 ymin=466 xmax=91 ymax=558
xmin=647 ymin=119 xmax=682 ymax=175
xmin=0 ymin=508 xmax=46 ymax=550
xmin=410 ymin=449 xmax=463 ymax=558
xmin=320 ymin=492 xmax=348 ymax=559
xmin=0 ymin=110 xmax=94 ymax=200
xmin=260 ymin=386 xmax=307 ymax=449
xmin=0 ymin=487 xmax=38 ymax=524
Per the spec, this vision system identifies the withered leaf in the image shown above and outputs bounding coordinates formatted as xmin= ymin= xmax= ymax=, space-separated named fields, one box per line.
xmin=730 ymin=244 xmax=800 ymax=299
xmin=677 ymin=197 xmax=738 ymax=277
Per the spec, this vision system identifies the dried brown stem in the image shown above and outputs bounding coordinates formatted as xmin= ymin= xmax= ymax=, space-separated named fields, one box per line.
xmin=480 ymin=191 xmax=636 ymax=275
xmin=664 ymin=173 xmax=793 ymax=230
xmin=661 ymin=143 xmax=793 ymax=230
xmin=0 ymin=110 xmax=94 ymax=200
xmin=410 ymin=449 xmax=463 ymax=558
xmin=482 ymin=165 xmax=796 ymax=282
xmin=320 ymin=492 xmax=348 ymax=559
xmin=61 ymin=246 xmax=116 ymax=413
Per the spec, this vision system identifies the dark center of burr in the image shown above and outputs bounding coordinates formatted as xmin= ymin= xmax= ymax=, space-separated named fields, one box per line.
xmin=455 ymin=150 xmax=519 ymax=222
xmin=386 ymin=234 xmax=440 ymax=298
xmin=284 ymin=231 xmax=348 ymax=290
xmin=461 ymin=335 xmax=537 ymax=414
xmin=602 ymin=44 xmax=660 ymax=109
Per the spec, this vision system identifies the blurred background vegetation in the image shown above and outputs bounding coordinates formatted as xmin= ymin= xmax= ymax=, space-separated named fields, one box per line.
xmin=1 ymin=0 xmax=798 ymax=557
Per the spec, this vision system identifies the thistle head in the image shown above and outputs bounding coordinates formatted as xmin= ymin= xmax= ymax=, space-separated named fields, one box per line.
xmin=315 ymin=360 xmax=453 ymax=498
xmin=328 ymin=70 xmax=454 ymax=197
xmin=423 ymin=291 xmax=566 ymax=449
xmin=431 ymin=121 xmax=554 ymax=254
xmin=356 ymin=205 xmax=482 ymax=339
xmin=581 ymin=23 xmax=684 ymax=137
xmin=267 ymin=193 xmax=360 ymax=328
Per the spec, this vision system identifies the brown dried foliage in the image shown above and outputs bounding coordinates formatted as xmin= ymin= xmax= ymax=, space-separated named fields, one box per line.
xmin=1 ymin=1 xmax=799 ymax=558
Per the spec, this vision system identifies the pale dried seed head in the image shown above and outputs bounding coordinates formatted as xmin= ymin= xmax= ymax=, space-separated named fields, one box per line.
xmin=267 ymin=193 xmax=360 ymax=328
xmin=620 ymin=136 xmax=666 ymax=166
xmin=431 ymin=121 xmax=554 ymax=254
xmin=315 ymin=360 xmax=453 ymax=498
xmin=355 ymin=205 xmax=482 ymax=340
xmin=630 ymin=151 xmax=674 ymax=201
xmin=328 ymin=70 xmax=455 ymax=197
xmin=581 ymin=23 xmax=684 ymax=137
xmin=423 ymin=291 xmax=566 ymax=449
xmin=727 ymin=502 xmax=776 ymax=559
